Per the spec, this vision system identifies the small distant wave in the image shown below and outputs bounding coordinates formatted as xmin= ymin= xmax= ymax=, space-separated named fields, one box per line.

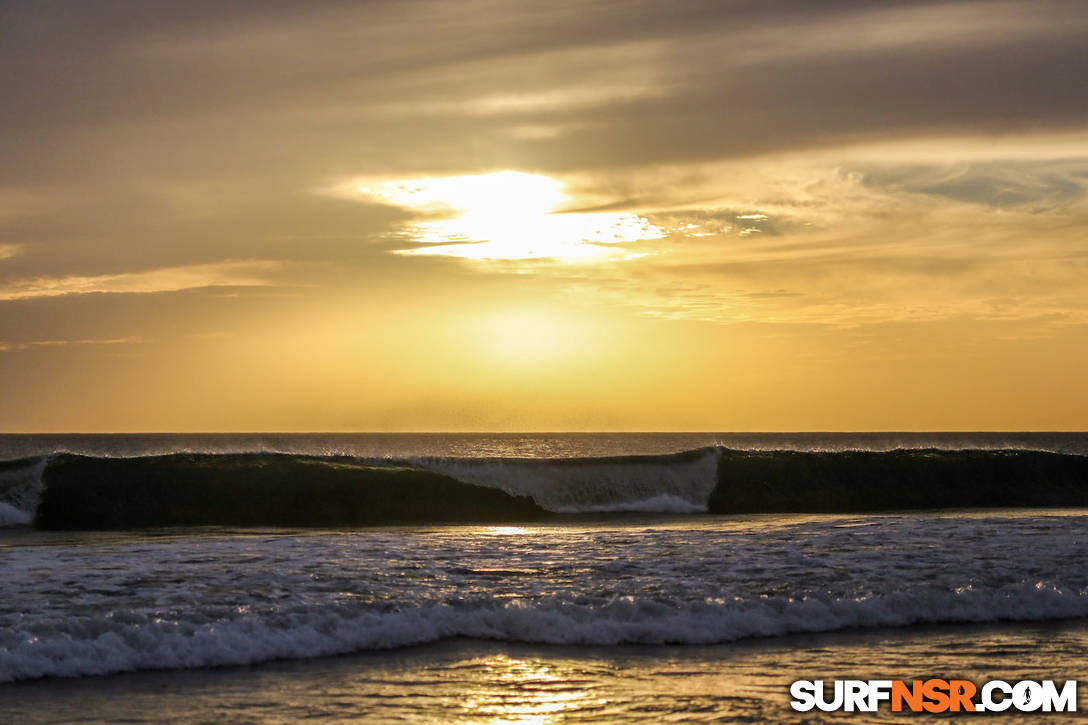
xmin=3 ymin=584 xmax=1087 ymax=682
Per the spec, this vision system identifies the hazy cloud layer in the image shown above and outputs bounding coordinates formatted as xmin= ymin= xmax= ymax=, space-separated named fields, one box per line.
xmin=0 ymin=261 xmax=285 ymax=301
xmin=2 ymin=1 xmax=1087 ymax=429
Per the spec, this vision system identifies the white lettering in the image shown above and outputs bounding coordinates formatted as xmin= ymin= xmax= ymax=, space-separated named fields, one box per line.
xmin=789 ymin=680 xmax=816 ymax=712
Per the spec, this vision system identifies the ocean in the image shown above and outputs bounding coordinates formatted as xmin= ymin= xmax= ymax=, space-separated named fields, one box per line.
xmin=2 ymin=432 xmax=1088 ymax=722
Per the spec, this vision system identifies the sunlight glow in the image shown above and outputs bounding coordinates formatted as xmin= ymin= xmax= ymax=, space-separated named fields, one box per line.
xmin=458 ymin=655 xmax=598 ymax=723
xmin=485 ymin=526 xmax=531 ymax=536
xmin=477 ymin=307 xmax=593 ymax=367
xmin=357 ymin=171 xmax=663 ymax=261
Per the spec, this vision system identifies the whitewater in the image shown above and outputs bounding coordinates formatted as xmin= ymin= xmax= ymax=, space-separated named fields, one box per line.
xmin=4 ymin=513 xmax=1088 ymax=683
xmin=2 ymin=432 xmax=1088 ymax=722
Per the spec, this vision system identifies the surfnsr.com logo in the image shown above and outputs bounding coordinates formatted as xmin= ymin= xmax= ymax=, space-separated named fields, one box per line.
xmin=790 ymin=679 xmax=1077 ymax=713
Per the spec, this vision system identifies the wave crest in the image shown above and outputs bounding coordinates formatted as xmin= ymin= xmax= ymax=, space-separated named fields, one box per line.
xmin=410 ymin=448 xmax=719 ymax=513
xmin=3 ymin=584 xmax=1086 ymax=682
xmin=4 ymin=447 xmax=1088 ymax=528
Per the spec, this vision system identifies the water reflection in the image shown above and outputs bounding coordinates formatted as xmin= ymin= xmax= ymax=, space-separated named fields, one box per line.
xmin=457 ymin=655 xmax=601 ymax=723
xmin=3 ymin=624 xmax=1088 ymax=723
xmin=484 ymin=527 xmax=531 ymax=536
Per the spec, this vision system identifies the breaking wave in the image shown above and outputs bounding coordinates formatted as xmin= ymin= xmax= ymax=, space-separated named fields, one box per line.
xmin=2 ymin=446 xmax=1088 ymax=528
xmin=410 ymin=448 xmax=719 ymax=513
xmin=0 ymin=457 xmax=46 ymax=528
xmin=3 ymin=585 xmax=1087 ymax=682
xmin=4 ymin=498 xmax=1088 ymax=683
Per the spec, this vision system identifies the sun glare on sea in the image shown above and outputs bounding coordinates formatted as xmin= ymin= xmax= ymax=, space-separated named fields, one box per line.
xmin=459 ymin=655 xmax=597 ymax=722
xmin=355 ymin=171 xmax=663 ymax=261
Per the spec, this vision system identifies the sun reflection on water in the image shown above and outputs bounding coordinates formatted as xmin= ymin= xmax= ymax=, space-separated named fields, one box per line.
xmin=457 ymin=655 xmax=601 ymax=723
xmin=485 ymin=526 xmax=532 ymax=536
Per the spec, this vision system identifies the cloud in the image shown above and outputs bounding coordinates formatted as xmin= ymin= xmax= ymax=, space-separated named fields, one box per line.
xmin=855 ymin=159 xmax=1088 ymax=210
xmin=313 ymin=133 xmax=1088 ymax=329
xmin=0 ymin=261 xmax=283 ymax=301
xmin=2 ymin=0 xmax=1087 ymax=188
xmin=0 ymin=336 xmax=148 ymax=352
xmin=448 ymin=143 xmax=1088 ymax=327
xmin=1 ymin=0 xmax=1088 ymax=431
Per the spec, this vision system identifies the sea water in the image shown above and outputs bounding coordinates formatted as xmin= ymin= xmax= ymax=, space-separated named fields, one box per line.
xmin=2 ymin=433 xmax=1087 ymax=722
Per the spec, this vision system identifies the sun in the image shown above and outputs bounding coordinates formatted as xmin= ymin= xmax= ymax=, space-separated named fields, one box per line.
xmin=353 ymin=171 xmax=663 ymax=261
xmin=361 ymin=170 xmax=565 ymax=216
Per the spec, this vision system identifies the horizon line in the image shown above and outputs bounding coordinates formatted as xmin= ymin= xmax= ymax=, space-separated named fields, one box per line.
xmin=1 ymin=430 xmax=1085 ymax=436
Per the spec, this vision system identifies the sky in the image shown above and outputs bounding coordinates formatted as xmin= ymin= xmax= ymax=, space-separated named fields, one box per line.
xmin=1 ymin=0 xmax=1087 ymax=432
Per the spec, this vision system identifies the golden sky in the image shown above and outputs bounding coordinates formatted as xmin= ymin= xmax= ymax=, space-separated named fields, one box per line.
xmin=2 ymin=0 xmax=1087 ymax=431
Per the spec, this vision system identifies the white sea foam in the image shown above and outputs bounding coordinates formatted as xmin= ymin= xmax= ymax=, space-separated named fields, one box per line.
xmin=0 ymin=502 xmax=30 ymax=527
xmin=0 ymin=457 xmax=46 ymax=526
xmin=551 ymin=493 xmax=707 ymax=514
xmin=3 ymin=513 xmax=1088 ymax=682
xmin=413 ymin=448 xmax=719 ymax=513
xmin=3 ymin=585 xmax=1087 ymax=683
